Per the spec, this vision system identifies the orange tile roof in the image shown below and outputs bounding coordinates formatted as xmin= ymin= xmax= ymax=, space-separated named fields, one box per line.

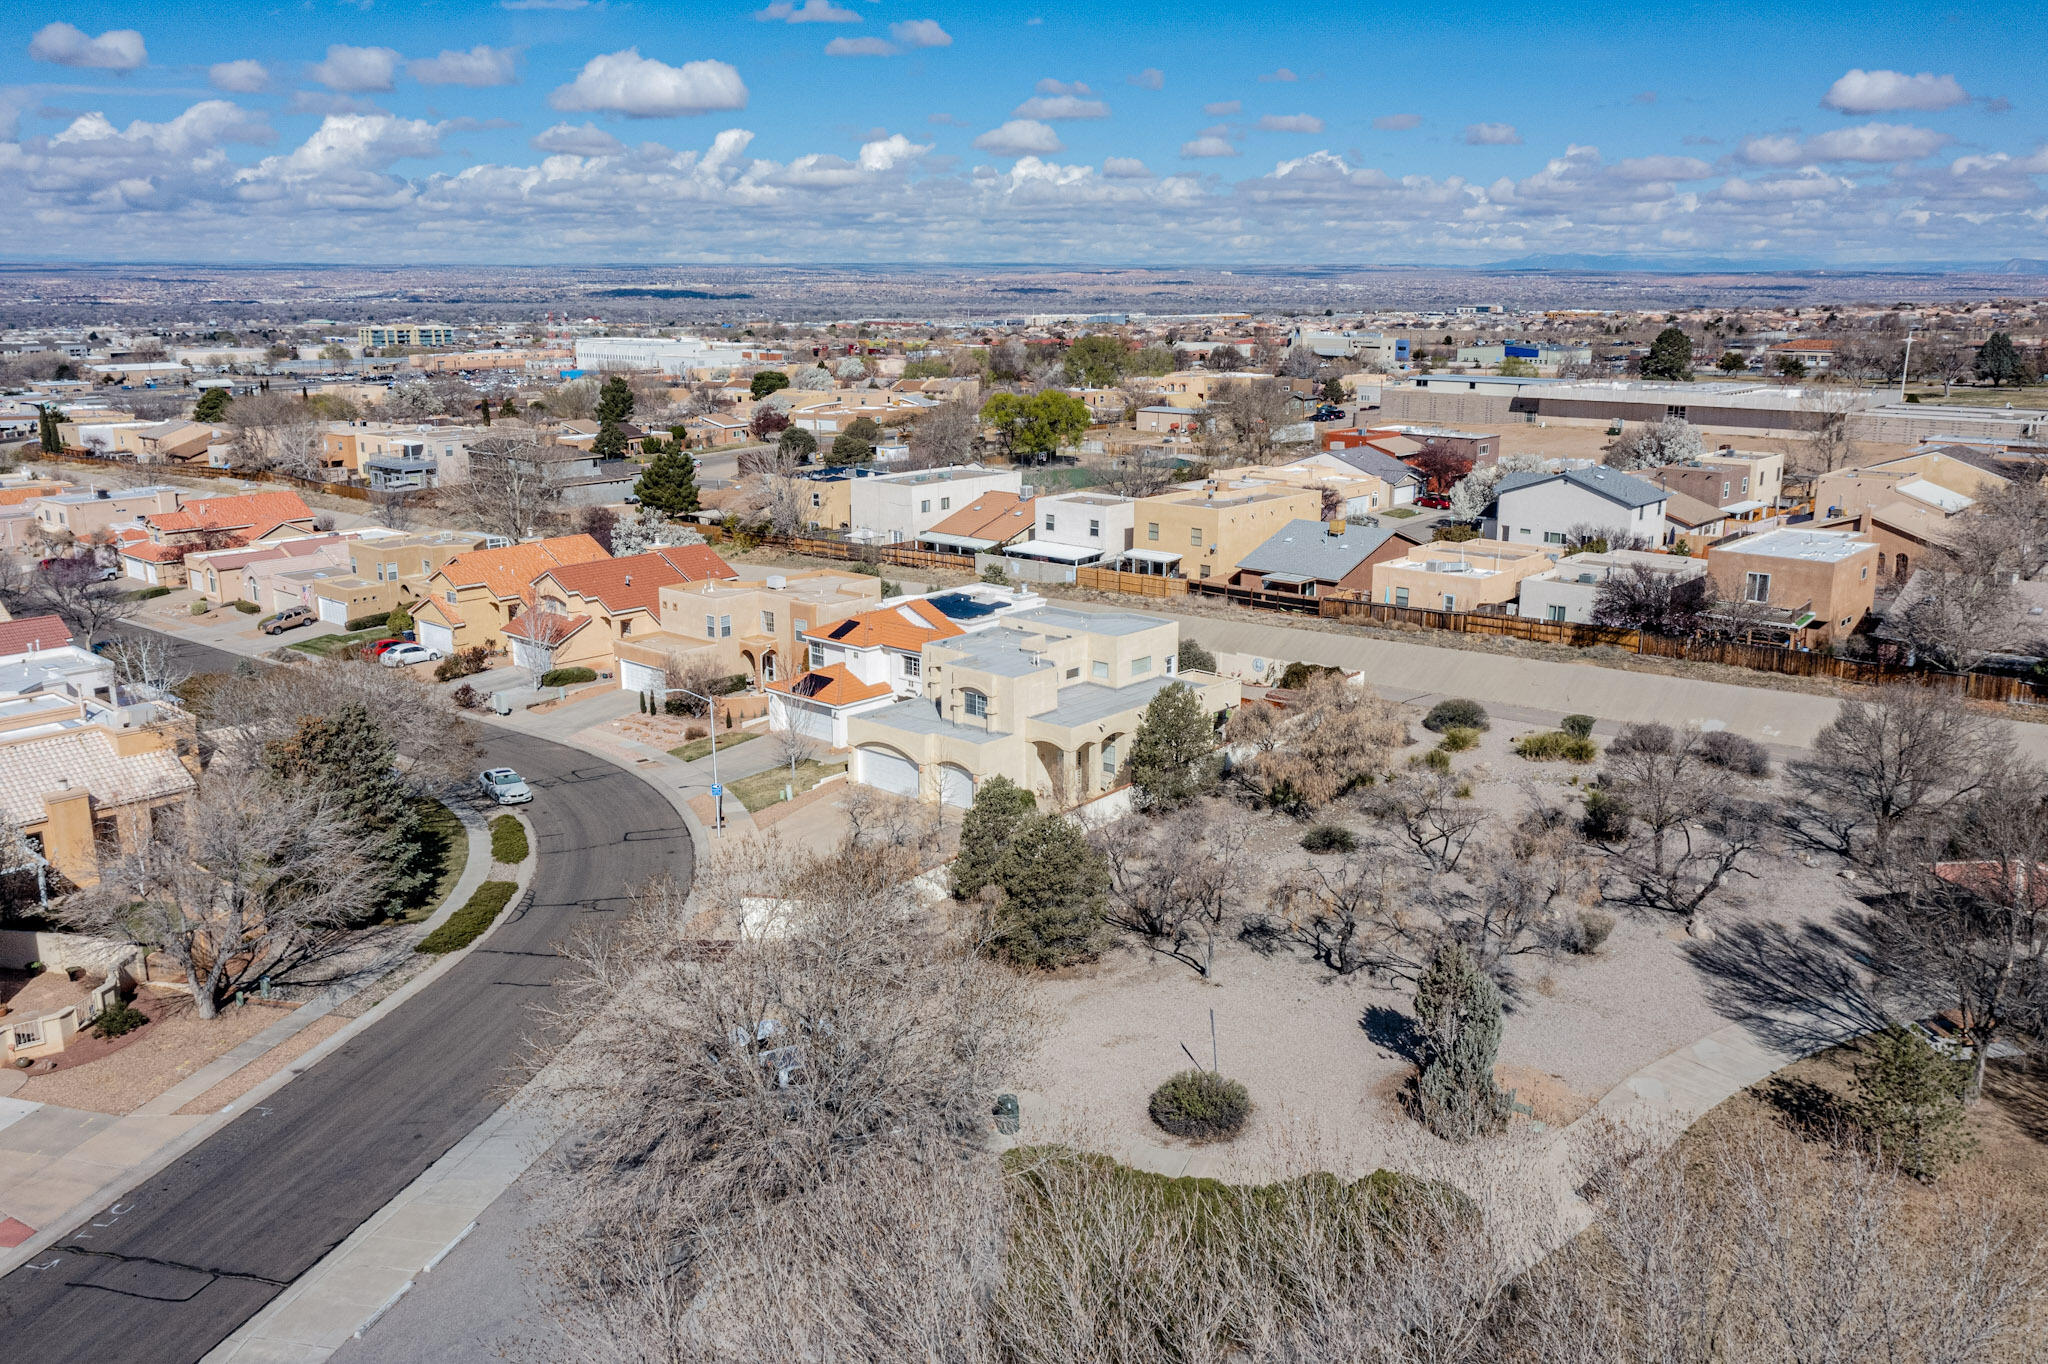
xmin=125 ymin=539 xmax=221 ymax=563
xmin=0 ymin=614 xmax=73 ymax=655
xmin=807 ymin=597 xmax=964 ymax=652
xmin=0 ymin=483 xmax=70 ymax=507
xmin=539 ymin=545 xmax=736 ymax=614
xmin=436 ymin=534 xmax=609 ymax=603
xmin=924 ymin=492 xmax=1037 ymax=543
xmin=768 ymin=663 xmax=892 ymax=707
xmin=504 ymin=611 xmax=591 ymax=644
xmin=148 ymin=491 xmax=314 ymax=537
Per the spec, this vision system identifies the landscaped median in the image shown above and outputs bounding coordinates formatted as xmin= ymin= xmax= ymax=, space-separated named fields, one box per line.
xmin=489 ymin=813 xmax=529 ymax=863
xmin=416 ymin=881 xmax=520 ymax=955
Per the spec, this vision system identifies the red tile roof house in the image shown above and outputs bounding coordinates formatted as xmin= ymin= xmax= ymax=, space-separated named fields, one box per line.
xmin=511 ymin=545 xmax=740 ymax=677
xmin=120 ymin=491 xmax=319 ymax=587
xmin=0 ymin=613 xmax=75 ymax=658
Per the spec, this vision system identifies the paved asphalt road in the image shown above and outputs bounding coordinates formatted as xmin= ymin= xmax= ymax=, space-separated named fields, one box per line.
xmin=0 ymin=636 xmax=691 ymax=1362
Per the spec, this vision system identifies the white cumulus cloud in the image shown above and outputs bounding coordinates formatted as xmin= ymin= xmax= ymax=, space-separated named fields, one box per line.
xmin=1102 ymin=156 xmax=1152 ymax=178
xmin=311 ymin=45 xmax=400 ymax=93
xmin=1014 ymin=95 xmax=1109 ymax=120
xmin=974 ymin=119 xmax=1063 ymax=156
xmin=1464 ymin=122 xmax=1521 ymax=145
xmin=238 ymin=114 xmax=443 ymax=186
xmin=531 ymin=122 xmax=625 ymax=155
xmin=49 ymin=101 xmax=271 ymax=158
xmin=889 ymin=20 xmax=952 ymax=48
xmin=757 ymin=0 xmax=861 ymax=21
xmin=1257 ymin=114 xmax=1324 ymax=133
xmin=209 ymin=60 xmax=269 ymax=94
xmin=857 ymin=133 xmax=931 ymax=171
xmin=826 ymin=37 xmax=896 ymax=56
xmin=1127 ymin=68 xmax=1163 ymax=90
xmin=28 ymin=22 xmax=146 ymax=71
xmin=550 ymin=49 xmax=748 ymax=116
xmin=1822 ymin=69 xmax=1969 ymax=114
xmin=1180 ymin=136 xmax=1238 ymax=158
xmin=1611 ymin=154 xmax=1713 ymax=182
xmin=1740 ymin=121 xmax=1952 ymax=165
xmin=409 ymin=46 xmax=519 ymax=87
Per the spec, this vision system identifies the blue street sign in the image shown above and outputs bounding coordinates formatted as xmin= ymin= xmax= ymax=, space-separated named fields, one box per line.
xmin=710 ymin=784 xmax=723 ymax=797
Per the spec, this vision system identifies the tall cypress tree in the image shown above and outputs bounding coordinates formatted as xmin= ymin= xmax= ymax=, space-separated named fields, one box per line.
xmin=37 ymin=405 xmax=62 ymax=454
xmin=593 ymin=375 xmax=635 ymax=460
xmin=634 ymin=448 xmax=701 ymax=518
xmin=1413 ymin=942 xmax=1512 ymax=1142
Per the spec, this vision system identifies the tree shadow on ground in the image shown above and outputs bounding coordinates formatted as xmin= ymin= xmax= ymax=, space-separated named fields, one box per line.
xmin=1359 ymin=1004 xmax=1421 ymax=1062
xmin=1682 ymin=905 xmax=1895 ymax=1054
xmin=1983 ymin=1057 xmax=2048 ymax=1146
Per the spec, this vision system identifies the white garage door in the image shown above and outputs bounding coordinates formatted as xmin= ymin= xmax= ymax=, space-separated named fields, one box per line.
xmin=417 ymin=621 xmax=456 ymax=656
xmin=856 ymin=745 xmax=920 ymax=798
xmin=317 ymin=596 xmax=348 ymax=625
xmin=938 ymin=764 xmax=975 ymax=808
xmin=619 ymin=659 xmax=664 ymax=694
xmin=789 ymin=702 xmax=835 ymax=745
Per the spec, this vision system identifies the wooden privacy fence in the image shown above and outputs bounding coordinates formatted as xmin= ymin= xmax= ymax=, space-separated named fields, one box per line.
xmin=1316 ymin=595 xmax=1640 ymax=648
xmin=41 ymin=450 xmax=373 ymax=501
xmin=754 ymin=534 xmax=979 ymax=575
xmin=1075 ymin=566 xmax=1187 ymax=597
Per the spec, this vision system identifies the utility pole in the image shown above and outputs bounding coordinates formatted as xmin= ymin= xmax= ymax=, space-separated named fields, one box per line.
xmin=1898 ymin=326 xmax=1916 ymax=402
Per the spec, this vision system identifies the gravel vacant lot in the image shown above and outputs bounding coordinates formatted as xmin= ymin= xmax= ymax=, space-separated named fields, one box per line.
xmin=1019 ymin=700 xmax=1861 ymax=1182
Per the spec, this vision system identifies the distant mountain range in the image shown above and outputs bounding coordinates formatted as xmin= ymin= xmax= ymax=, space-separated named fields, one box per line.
xmin=1485 ymin=252 xmax=2048 ymax=276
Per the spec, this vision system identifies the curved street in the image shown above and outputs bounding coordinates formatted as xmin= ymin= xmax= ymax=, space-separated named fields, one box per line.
xmin=0 ymin=639 xmax=691 ymax=1362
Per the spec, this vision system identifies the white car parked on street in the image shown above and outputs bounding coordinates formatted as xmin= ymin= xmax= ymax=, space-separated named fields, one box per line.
xmin=478 ymin=768 xmax=532 ymax=804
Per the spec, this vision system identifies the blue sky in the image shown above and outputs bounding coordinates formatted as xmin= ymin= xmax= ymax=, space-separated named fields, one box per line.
xmin=2 ymin=0 xmax=2045 ymax=264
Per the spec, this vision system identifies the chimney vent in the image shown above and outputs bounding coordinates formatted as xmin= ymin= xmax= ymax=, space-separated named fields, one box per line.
xmin=1328 ymin=517 xmax=1346 ymax=537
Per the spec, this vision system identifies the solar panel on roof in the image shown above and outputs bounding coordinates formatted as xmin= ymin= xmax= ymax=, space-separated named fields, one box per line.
xmin=828 ymin=619 xmax=860 ymax=639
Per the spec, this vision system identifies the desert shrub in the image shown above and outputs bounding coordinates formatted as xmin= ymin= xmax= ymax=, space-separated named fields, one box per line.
xmin=231 ymin=599 xmax=260 ymax=614
xmin=1423 ymin=698 xmax=1489 ymax=733
xmin=663 ymin=696 xmax=688 ymax=716
xmin=434 ymin=646 xmax=491 ymax=681
xmin=1437 ymin=726 xmax=1480 ymax=752
xmin=1581 ymin=787 xmax=1631 ymax=840
xmin=91 ymin=998 xmax=148 ymax=1039
xmin=449 ymin=683 xmax=483 ymax=711
xmin=1276 ymin=661 xmax=1343 ymax=690
xmin=539 ymin=666 xmax=598 ymax=688
xmin=1148 ymin=1069 xmax=1252 ymax=1141
xmin=1416 ymin=748 xmax=1452 ymax=772
xmin=1560 ymin=713 xmax=1595 ymax=739
xmin=1515 ymin=730 xmax=1598 ymax=762
xmin=1699 ymin=729 xmax=1771 ymax=777
xmin=189 ymin=600 xmax=209 ymax=616
xmin=346 ymin=613 xmax=387 ymax=630
xmin=490 ymin=815 xmax=529 ymax=864
xmin=1300 ymin=824 xmax=1358 ymax=854
xmin=1176 ymin=638 xmax=1218 ymax=673
xmin=417 ymin=880 xmax=518 ymax=954
xmin=1571 ymin=910 xmax=1616 ymax=955
xmin=132 ymin=585 xmax=171 ymax=601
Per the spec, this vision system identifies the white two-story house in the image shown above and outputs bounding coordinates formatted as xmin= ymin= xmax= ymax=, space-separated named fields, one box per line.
xmin=1484 ymin=466 xmax=1669 ymax=550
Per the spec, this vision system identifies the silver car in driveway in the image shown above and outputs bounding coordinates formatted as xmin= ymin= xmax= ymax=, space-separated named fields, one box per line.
xmin=478 ymin=767 xmax=532 ymax=804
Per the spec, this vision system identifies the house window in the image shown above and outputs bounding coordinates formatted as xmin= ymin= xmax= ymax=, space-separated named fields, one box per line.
xmin=705 ymin=614 xmax=716 ymax=638
xmin=385 ymin=562 xmax=398 ymax=580
xmin=1132 ymin=656 xmax=1151 ymax=676
xmin=1147 ymin=522 xmax=1159 ymax=542
xmin=1044 ymin=514 xmax=1056 ymax=533
xmin=809 ymin=643 xmax=824 ymax=668
xmin=1547 ymin=605 xmax=1567 ymax=622
xmin=1443 ymin=594 xmax=1457 ymax=610
xmin=763 ymin=655 xmax=777 ymax=682
xmin=940 ymin=497 xmax=950 ymax=510
xmin=1089 ymin=519 xmax=1100 ymax=537
xmin=1394 ymin=587 xmax=1410 ymax=607
xmin=811 ymin=492 xmax=821 ymax=508
xmin=1860 ymin=566 xmax=1868 ymax=580
xmin=720 ymin=615 xmax=732 ymax=638
xmin=963 ymin=689 xmax=988 ymax=718
xmin=1092 ymin=660 xmax=1109 ymax=680
xmin=1066 ymin=666 xmax=1080 ymax=679
xmin=1544 ymin=531 xmax=1566 ymax=545
xmin=761 ymin=610 xmax=775 ymax=633
xmin=920 ymin=499 xmax=931 ymax=513
xmin=1101 ymin=739 xmax=1118 ymax=775
xmin=1199 ymin=564 xmax=1211 ymax=579
xmin=444 ymin=590 xmax=457 ymax=605
xmin=1190 ymin=527 xmax=1203 ymax=547
xmin=902 ymin=654 xmax=920 ymax=678
xmin=1744 ymin=572 xmax=1771 ymax=604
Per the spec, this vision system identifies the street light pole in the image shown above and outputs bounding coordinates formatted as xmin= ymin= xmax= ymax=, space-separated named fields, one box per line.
xmin=659 ymin=683 xmax=723 ymax=834
xmin=1899 ymin=326 xmax=1916 ymax=403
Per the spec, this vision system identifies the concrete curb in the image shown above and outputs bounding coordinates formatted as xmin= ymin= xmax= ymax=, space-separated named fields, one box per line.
xmin=0 ymin=828 xmax=542 ymax=1278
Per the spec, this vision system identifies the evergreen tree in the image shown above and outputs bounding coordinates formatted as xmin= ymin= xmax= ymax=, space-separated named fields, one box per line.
xmin=750 ymin=370 xmax=790 ymax=400
xmin=634 ymin=448 xmax=700 ymax=518
xmin=37 ymin=405 xmax=62 ymax=454
xmin=982 ymin=812 xmax=1110 ymax=970
xmin=1126 ymin=681 xmax=1218 ymax=810
xmin=1319 ymin=375 xmax=1348 ymax=406
xmin=1975 ymin=331 xmax=2032 ymax=387
xmin=593 ymin=375 xmax=635 ymax=459
xmin=1413 ymin=943 xmax=1511 ymax=1142
xmin=1640 ymin=326 xmax=1694 ymax=381
xmin=952 ymin=776 xmax=1036 ymax=901
xmin=192 ymin=388 xmax=231 ymax=423
xmin=262 ymin=702 xmax=428 ymax=915
xmin=1852 ymin=1024 xmax=1975 ymax=1180
xmin=831 ymin=414 xmax=883 ymax=465
xmin=779 ymin=426 xmax=818 ymax=461
xmin=499 ymin=396 xmax=517 ymax=419
xmin=479 ymin=397 xmax=492 ymax=426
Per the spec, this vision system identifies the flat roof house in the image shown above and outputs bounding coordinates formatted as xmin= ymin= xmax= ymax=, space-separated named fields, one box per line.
xmin=1705 ymin=527 xmax=1879 ymax=648
xmin=1127 ymin=483 xmax=1321 ymax=582
xmin=840 ymin=605 xmax=1239 ymax=810
xmin=1004 ymin=492 xmax=1137 ymax=572
xmin=1370 ymin=539 xmax=1554 ymax=614
xmin=1520 ymin=548 xmax=1710 ymax=625
xmin=847 ymin=465 xmax=1024 ymax=544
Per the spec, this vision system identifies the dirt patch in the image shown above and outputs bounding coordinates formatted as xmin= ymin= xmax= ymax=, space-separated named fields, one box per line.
xmin=1496 ymin=1064 xmax=1595 ymax=1127
xmin=12 ymin=988 xmax=295 ymax=1116
xmin=0 ymin=968 xmax=99 ymax=1017
xmin=178 ymin=1013 xmax=348 ymax=1114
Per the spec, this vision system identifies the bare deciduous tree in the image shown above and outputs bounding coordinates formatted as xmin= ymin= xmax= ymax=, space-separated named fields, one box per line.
xmin=1227 ymin=675 xmax=1407 ymax=813
xmin=1369 ymin=767 xmax=1489 ymax=871
xmin=1884 ymin=561 xmax=2020 ymax=673
xmin=907 ymin=400 xmax=979 ymax=468
xmin=33 ymin=560 xmax=136 ymax=648
xmin=60 ymin=767 xmax=375 ymax=1018
xmin=1095 ymin=805 xmax=1258 ymax=976
xmin=199 ymin=655 xmax=477 ymax=789
xmin=1790 ymin=687 xmax=1993 ymax=865
xmin=445 ymin=437 xmax=567 ymax=540
xmin=99 ymin=631 xmax=190 ymax=705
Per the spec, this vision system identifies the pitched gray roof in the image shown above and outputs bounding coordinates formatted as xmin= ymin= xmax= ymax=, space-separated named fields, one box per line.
xmin=1237 ymin=518 xmax=1399 ymax=582
xmin=1494 ymin=465 xmax=1667 ymax=510
xmin=1325 ymin=447 xmax=1423 ymax=484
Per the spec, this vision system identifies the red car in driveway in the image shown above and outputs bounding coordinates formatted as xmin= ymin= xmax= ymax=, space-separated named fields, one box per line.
xmin=1414 ymin=494 xmax=1452 ymax=509
xmin=365 ymin=638 xmax=405 ymax=657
